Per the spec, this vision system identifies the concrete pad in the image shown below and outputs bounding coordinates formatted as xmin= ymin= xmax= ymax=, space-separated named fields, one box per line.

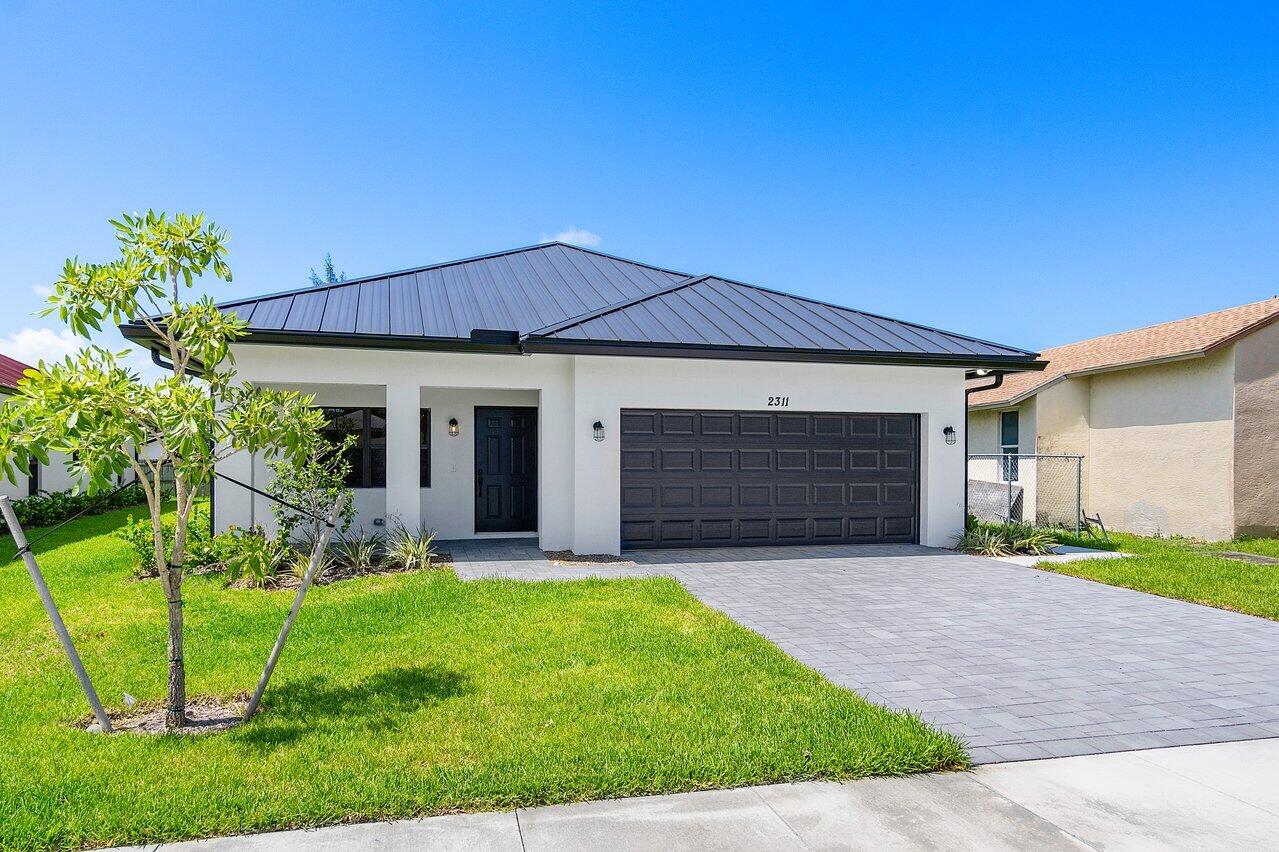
xmin=1133 ymin=737 xmax=1279 ymax=816
xmin=755 ymin=774 xmax=1087 ymax=850
xmin=517 ymin=787 xmax=806 ymax=852
xmin=975 ymin=748 xmax=1279 ymax=850
xmin=111 ymin=811 xmax=522 ymax=852
xmin=994 ymin=546 xmax=1130 ymax=567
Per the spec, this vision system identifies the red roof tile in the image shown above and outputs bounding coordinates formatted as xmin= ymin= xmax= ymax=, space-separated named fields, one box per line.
xmin=0 ymin=353 xmax=33 ymax=390
xmin=969 ymin=297 xmax=1279 ymax=408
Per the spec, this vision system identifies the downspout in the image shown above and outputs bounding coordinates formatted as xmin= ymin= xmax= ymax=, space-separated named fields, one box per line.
xmin=964 ymin=372 xmax=1005 ymax=523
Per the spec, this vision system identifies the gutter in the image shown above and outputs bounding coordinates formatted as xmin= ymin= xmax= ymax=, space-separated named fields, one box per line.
xmin=520 ymin=337 xmax=1047 ymax=372
xmin=964 ymin=371 xmax=1005 ymax=523
xmin=121 ymin=320 xmax=1048 ymax=371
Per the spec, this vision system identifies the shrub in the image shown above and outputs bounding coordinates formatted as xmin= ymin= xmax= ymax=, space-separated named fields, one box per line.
xmin=333 ymin=529 xmax=383 ymax=574
xmin=218 ymin=526 xmax=293 ymax=587
xmin=1 ymin=482 xmax=148 ymax=534
xmin=267 ymin=436 xmax=356 ymax=544
xmin=955 ymin=518 xmax=1057 ymax=557
xmin=384 ymin=522 xmax=439 ymax=571
xmin=117 ymin=506 xmax=213 ymax=579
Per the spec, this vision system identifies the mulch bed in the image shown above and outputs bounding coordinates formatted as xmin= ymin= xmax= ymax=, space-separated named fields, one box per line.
xmin=85 ymin=695 xmax=248 ymax=735
xmin=543 ymin=550 xmax=635 ymax=567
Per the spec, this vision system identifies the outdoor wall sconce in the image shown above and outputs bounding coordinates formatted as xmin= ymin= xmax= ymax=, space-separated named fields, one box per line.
xmin=943 ymin=425 xmax=957 ymax=445
xmin=593 ymin=420 xmax=605 ymax=442
xmin=448 ymin=418 xmax=460 ymax=437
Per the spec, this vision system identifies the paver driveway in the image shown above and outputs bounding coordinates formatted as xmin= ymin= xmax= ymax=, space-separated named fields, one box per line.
xmin=447 ymin=541 xmax=1279 ymax=763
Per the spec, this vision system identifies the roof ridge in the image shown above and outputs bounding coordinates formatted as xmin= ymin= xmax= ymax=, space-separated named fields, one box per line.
xmin=525 ymin=274 xmax=711 ymax=338
xmin=214 ymin=242 xmax=692 ymax=311
xmin=1037 ymin=295 xmax=1279 ymax=355
xmin=697 ymin=274 xmax=1040 ymax=357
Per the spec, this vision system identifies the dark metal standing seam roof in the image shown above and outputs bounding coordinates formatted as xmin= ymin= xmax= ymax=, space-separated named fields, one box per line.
xmin=522 ymin=274 xmax=1037 ymax=364
xmin=118 ymin=242 xmax=1042 ymax=370
xmin=218 ymin=242 xmax=685 ymax=339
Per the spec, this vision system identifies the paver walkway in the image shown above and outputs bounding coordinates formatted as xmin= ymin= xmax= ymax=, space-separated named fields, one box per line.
xmin=447 ymin=540 xmax=1279 ymax=763
xmin=114 ymin=738 xmax=1279 ymax=850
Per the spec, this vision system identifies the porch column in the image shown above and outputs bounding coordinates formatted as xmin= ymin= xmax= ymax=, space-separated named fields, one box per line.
xmin=385 ymin=380 xmax=421 ymax=528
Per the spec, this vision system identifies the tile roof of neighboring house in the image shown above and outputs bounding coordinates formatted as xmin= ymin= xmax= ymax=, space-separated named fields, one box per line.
xmin=0 ymin=353 xmax=33 ymax=390
xmin=968 ymin=296 xmax=1279 ymax=408
xmin=120 ymin=242 xmax=1042 ymax=370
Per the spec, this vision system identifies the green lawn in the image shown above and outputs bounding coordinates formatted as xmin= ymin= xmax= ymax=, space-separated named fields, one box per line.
xmin=1037 ymin=532 xmax=1279 ymax=621
xmin=0 ymin=508 xmax=964 ymax=851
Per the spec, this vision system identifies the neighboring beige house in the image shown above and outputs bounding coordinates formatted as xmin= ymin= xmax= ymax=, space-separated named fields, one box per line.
xmin=969 ymin=297 xmax=1279 ymax=541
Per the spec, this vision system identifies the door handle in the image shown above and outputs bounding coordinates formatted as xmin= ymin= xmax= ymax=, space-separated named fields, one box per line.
xmin=476 ymin=470 xmax=484 ymax=498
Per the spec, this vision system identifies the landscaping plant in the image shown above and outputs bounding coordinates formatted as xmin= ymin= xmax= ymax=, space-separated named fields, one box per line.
xmin=0 ymin=482 xmax=146 ymax=533
xmin=385 ymin=521 xmax=439 ymax=571
xmin=0 ymin=212 xmax=326 ymax=729
xmin=267 ymin=433 xmax=356 ymax=545
xmin=955 ymin=517 xmax=1058 ymax=556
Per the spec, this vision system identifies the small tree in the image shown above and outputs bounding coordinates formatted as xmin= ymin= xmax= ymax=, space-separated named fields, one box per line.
xmin=308 ymin=253 xmax=346 ymax=287
xmin=0 ymin=211 xmax=327 ymax=729
xmin=268 ymin=435 xmax=357 ymax=545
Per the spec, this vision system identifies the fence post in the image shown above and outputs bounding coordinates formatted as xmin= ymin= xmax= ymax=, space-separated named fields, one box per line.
xmin=1006 ymin=455 xmax=1014 ymax=522
xmin=1075 ymin=455 xmax=1082 ymax=536
xmin=0 ymin=495 xmax=114 ymax=733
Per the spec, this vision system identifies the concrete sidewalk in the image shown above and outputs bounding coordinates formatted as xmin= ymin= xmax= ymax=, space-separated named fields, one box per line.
xmin=118 ymin=738 xmax=1279 ymax=850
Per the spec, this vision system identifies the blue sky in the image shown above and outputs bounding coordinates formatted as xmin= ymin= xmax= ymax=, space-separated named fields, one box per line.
xmin=1 ymin=2 xmax=1276 ymax=368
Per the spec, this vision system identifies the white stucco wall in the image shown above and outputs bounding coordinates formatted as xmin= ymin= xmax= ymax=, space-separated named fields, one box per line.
xmin=216 ymin=344 xmax=970 ymax=553
xmin=1088 ymin=351 xmax=1235 ymax=540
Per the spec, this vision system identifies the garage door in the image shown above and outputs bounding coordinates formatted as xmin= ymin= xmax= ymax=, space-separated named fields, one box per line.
xmin=620 ymin=409 xmax=919 ymax=549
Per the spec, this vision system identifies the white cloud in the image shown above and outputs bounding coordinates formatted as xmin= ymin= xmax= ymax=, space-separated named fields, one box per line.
xmin=541 ymin=226 xmax=602 ymax=247
xmin=0 ymin=326 xmax=165 ymax=381
xmin=31 ymin=284 xmax=53 ymax=298
xmin=0 ymin=327 xmax=83 ymax=366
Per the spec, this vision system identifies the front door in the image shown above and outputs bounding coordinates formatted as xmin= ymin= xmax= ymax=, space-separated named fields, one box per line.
xmin=474 ymin=407 xmax=538 ymax=533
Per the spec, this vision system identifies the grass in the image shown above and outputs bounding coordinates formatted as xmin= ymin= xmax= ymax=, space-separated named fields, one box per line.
xmin=1035 ymin=531 xmax=1279 ymax=621
xmin=0 ymin=507 xmax=964 ymax=851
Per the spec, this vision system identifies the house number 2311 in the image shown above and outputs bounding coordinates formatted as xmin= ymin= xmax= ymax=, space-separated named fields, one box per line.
xmin=767 ymin=396 xmax=790 ymax=407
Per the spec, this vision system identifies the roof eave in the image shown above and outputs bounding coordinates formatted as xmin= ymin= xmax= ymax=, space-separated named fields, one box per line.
xmin=967 ymin=349 xmax=1211 ymax=410
xmin=522 ymin=337 xmax=1047 ymax=370
xmin=119 ymin=323 xmax=526 ymax=356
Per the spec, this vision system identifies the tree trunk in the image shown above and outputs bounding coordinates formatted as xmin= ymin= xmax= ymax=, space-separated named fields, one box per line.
xmin=164 ymin=475 xmax=191 ymax=729
xmin=164 ymin=580 xmax=186 ymax=729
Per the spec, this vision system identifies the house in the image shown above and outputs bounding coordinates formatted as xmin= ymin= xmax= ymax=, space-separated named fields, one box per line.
xmin=968 ymin=297 xmax=1279 ymax=541
xmin=0 ymin=353 xmax=80 ymax=500
xmin=122 ymin=243 xmax=1042 ymax=554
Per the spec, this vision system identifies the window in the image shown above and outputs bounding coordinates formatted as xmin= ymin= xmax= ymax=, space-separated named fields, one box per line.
xmin=321 ymin=407 xmax=387 ymax=488
xmin=318 ymin=407 xmax=431 ymax=488
xmin=27 ymin=460 xmax=39 ymax=497
xmin=420 ymin=409 xmax=431 ymax=487
xmin=1000 ymin=410 xmax=1019 ymax=481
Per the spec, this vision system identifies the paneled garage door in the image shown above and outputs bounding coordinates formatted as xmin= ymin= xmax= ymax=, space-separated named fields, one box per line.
xmin=620 ymin=409 xmax=920 ymax=549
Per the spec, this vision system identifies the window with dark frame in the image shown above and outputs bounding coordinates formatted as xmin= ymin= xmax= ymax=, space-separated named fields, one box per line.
xmin=420 ymin=409 xmax=431 ymax=487
xmin=320 ymin=407 xmax=386 ymax=488
xmin=317 ymin=407 xmax=430 ymax=488
xmin=1000 ymin=410 xmax=1019 ymax=482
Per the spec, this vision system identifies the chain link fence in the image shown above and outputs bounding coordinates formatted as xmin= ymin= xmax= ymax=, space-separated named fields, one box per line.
xmin=968 ymin=454 xmax=1083 ymax=533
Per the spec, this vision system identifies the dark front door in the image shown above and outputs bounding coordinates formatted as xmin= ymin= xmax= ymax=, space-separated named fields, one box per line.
xmin=620 ymin=409 xmax=920 ymax=549
xmin=475 ymin=407 xmax=538 ymax=533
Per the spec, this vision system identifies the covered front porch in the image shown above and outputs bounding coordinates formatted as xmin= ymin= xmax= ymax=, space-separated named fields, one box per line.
xmin=214 ymin=378 xmax=571 ymax=545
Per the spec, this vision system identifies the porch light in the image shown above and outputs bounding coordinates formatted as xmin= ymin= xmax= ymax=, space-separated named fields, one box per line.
xmin=943 ymin=425 xmax=957 ymax=445
xmin=448 ymin=418 xmax=459 ymax=437
xmin=592 ymin=420 xmax=605 ymax=442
